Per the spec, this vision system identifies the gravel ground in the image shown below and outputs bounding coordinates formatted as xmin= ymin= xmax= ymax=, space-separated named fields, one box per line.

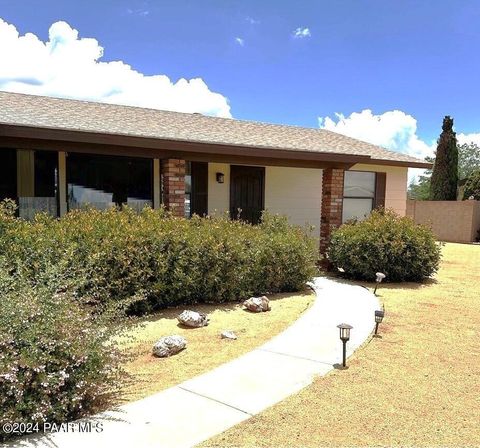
xmin=202 ymin=243 xmax=480 ymax=447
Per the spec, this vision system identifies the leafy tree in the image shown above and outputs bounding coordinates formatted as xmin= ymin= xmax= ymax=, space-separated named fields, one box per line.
xmin=430 ymin=116 xmax=458 ymax=200
xmin=408 ymin=177 xmax=430 ymax=200
xmin=458 ymin=142 xmax=480 ymax=180
xmin=408 ymin=156 xmax=434 ymax=200
xmin=463 ymin=170 xmax=480 ymax=200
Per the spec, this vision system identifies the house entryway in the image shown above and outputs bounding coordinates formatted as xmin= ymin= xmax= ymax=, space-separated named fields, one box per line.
xmin=230 ymin=165 xmax=265 ymax=224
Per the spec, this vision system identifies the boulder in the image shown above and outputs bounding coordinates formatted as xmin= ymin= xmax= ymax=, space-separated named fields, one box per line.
xmin=221 ymin=330 xmax=237 ymax=340
xmin=152 ymin=335 xmax=186 ymax=358
xmin=243 ymin=296 xmax=270 ymax=312
xmin=177 ymin=310 xmax=209 ymax=328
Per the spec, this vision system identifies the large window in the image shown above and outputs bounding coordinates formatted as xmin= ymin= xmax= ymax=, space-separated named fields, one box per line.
xmin=67 ymin=153 xmax=153 ymax=211
xmin=0 ymin=149 xmax=17 ymax=202
xmin=342 ymin=171 xmax=376 ymax=223
xmin=0 ymin=149 xmax=58 ymax=219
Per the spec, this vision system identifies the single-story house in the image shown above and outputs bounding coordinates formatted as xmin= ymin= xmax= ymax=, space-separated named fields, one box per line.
xmin=0 ymin=91 xmax=430 ymax=252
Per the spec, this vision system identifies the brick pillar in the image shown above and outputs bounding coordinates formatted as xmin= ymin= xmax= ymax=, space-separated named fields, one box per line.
xmin=161 ymin=159 xmax=185 ymax=217
xmin=320 ymin=168 xmax=345 ymax=255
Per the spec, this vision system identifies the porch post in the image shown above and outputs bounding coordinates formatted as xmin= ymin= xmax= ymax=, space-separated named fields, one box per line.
xmin=58 ymin=151 xmax=67 ymax=217
xmin=161 ymin=158 xmax=185 ymax=217
xmin=320 ymin=168 xmax=344 ymax=255
xmin=16 ymin=149 xmax=35 ymax=197
xmin=153 ymin=158 xmax=161 ymax=209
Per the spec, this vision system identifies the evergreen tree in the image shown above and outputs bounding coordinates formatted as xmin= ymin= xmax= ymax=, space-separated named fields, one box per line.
xmin=430 ymin=116 xmax=458 ymax=200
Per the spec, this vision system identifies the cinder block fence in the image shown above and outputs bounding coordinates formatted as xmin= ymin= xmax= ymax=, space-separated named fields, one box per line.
xmin=407 ymin=200 xmax=480 ymax=243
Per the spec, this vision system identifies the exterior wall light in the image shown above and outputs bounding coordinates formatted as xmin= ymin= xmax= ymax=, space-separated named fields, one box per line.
xmin=337 ymin=323 xmax=353 ymax=368
xmin=374 ymin=310 xmax=385 ymax=335
xmin=216 ymin=172 xmax=225 ymax=183
xmin=374 ymin=272 xmax=386 ymax=295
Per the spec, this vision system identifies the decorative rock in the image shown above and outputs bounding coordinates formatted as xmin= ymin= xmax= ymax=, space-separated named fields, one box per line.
xmin=221 ymin=330 xmax=237 ymax=340
xmin=177 ymin=310 xmax=209 ymax=328
xmin=152 ymin=335 xmax=186 ymax=358
xmin=243 ymin=296 xmax=270 ymax=312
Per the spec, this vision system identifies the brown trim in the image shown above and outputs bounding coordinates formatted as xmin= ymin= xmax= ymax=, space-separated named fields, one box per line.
xmin=0 ymin=123 xmax=372 ymax=164
xmin=374 ymin=172 xmax=387 ymax=209
xmin=190 ymin=161 xmax=208 ymax=217
xmin=366 ymin=158 xmax=432 ymax=169
xmin=0 ymin=136 xmax=358 ymax=170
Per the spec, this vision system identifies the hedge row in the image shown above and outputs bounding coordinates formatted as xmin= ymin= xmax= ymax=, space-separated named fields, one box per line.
xmin=0 ymin=201 xmax=318 ymax=315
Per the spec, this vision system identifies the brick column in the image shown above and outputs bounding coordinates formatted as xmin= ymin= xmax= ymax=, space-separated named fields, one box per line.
xmin=320 ymin=168 xmax=345 ymax=255
xmin=161 ymin=159 xmax=185 ymax=217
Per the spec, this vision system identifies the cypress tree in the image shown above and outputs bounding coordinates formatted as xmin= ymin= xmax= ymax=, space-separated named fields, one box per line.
xmin=430 ymin=116 xmax=458 ymax=200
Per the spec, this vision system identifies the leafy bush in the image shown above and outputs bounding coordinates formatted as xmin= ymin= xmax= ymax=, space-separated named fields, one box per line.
xmin=463 ymin=169 xmax=480 ymax=200
xmin=328 ymin=209 xmax=441 ymax=282
xmin=0 ymin=203 xmax=317 ymax=314
xmin=0 ymin=267 xmax=122 ymax=442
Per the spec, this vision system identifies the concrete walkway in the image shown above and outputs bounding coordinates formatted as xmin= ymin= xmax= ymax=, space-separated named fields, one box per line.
xmin=12 ymin=277 xmax=380 ymax=448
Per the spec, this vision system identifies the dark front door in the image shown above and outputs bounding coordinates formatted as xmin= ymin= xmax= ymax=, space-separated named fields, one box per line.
xmin=230 ymin=165 xmax=265 ymax=224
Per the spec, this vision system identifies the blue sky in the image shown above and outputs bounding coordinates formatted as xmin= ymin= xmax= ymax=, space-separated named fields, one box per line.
xmin=1 ymin=0 xmax=479 ymax=158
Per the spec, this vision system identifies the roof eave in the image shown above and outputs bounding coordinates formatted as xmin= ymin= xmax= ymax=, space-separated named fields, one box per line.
xmin=366 ymin=158 xmax=433 ymax=169
xmin=0 ymin=123 xmax=372 ymax=166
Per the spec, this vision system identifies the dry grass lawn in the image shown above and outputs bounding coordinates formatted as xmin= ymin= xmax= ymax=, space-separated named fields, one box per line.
xmin=203 ymin=243 xmax=480 ymax=447
xmin=116 ymin=291 xmax=314 ymax=402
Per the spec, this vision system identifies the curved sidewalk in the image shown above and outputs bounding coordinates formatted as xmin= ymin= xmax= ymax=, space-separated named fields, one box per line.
xmin=12 ymin=277 xmax=380 ymax=448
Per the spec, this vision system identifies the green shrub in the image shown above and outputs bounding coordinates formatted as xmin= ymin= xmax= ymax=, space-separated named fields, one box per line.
xmin=0 ymin=203 xmax=317 ymax=314
xmin=0 ymin=268 xmax=122 ymax=442
xmin=328 ymin=209 xmax=441 ymax=282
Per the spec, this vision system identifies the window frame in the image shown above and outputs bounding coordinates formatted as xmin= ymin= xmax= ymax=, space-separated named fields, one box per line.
xmin=342 ymin=170 xmax=378 ymax=223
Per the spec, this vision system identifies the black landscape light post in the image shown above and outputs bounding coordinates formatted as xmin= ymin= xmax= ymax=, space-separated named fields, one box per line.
xmin=374 ymin=272 xmax=386 ymax=295
xmin=337 ymin=323 xmax=353 ymax=368
xmin=374 ymin=310 xmax=385 ymax=335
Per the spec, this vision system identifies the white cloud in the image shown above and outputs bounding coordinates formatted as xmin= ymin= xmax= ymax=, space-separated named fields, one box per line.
xmin=319 ymin=109 xmax=434 ymax=159
xmin=293 ymin=27 xmax=311 ymax=39
xmin=318 ymin=109 xmax=437 ymax=183
xmin=126 ymin=8 xmax=150 ymax=16
xmin=245 ymin=16 xmax=259 ymax=25
xmin=457 ymin=133 xmax=480 ymax=146
xmin=235 ymin=37 xmax=244 ymax=46
xmin=0 ymin=18 xmax=231 ymax=117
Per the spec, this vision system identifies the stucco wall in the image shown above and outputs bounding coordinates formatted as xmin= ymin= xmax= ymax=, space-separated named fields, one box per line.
xmin=264 ymin=166 xmax=322 ymax=230
xmin=351 ymin=163 xmax=408 ymax=216
xmin=407 ymin=199 xmax=480 ymax=243
xmin=207 ymin=162 xmax=407 ymax=230
xmin=208 ymin=162 xmax=230 ymax=216
xmin=207 ymin=163 xmax=323 ymax=230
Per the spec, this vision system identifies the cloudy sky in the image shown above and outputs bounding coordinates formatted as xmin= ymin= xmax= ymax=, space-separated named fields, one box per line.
xmin=1 ymin=0 xmax=479 ymax=166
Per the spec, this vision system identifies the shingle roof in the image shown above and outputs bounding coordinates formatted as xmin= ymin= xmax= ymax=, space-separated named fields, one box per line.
xmin=0 ymin=91 xmax=429 ymax=167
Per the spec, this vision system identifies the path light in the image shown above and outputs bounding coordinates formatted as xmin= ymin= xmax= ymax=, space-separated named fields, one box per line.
xmin=337 ymin=323 xmax=353 ymax=368
xmin=374 ymin=272 xmax=386 ymax=295
xmin=374 ymin=310 xmax=385 ymax=335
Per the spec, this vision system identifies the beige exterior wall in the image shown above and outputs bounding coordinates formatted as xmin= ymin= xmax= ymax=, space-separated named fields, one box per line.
xmin=207 ymin=163 xmax=323 ymax=230
xmin=264 ymin=166 xmax=322 ymax=229
xmin=207 ymin=162 xmax=408 ymax=233
xmin=351 ymin=163 xmax=408 ymax=216
xmin=407 ymin=199 xmax=480 ymax=243
xmin=208 ymin=163 xmax=231 ymax=216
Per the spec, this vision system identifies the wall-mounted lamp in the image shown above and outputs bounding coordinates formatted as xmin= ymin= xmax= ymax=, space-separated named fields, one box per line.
xmin=216 ymin=172 xmax=225 ymax=184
